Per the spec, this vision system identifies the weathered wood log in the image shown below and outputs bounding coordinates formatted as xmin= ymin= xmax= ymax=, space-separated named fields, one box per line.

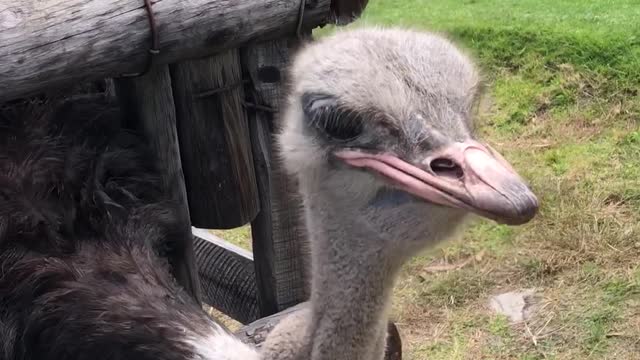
xmin=112 ymin=67 xmax=201 ymax=302
xmin=242 ymin=39 xmax=311 ymax=314
xmin=170 ymin=51 xmax=259 ymax=229
xmin=192 ymin=228 xmax=259 ymax=324
xmin=235 ymin=301 xmax=403 ymax=360
xmin=0 ymin=0 xmax=333 ymax=102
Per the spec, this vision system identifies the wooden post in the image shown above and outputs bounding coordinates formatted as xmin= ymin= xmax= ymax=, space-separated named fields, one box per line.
xmin=170 ymin=51 xmax=259 ymax=229
xmin=0 ymin=0 xmax=332 ymax=102
xmin=112 ymin=67 xmax=201 ymax=302
xmin=244 ymin=93 xmax=280 ymax=317
xmin=242 ymin=39 xmax=311 ymax=315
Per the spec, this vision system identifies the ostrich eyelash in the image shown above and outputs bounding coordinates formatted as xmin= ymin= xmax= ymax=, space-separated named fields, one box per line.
xmin=302 ymin=93 xmax=363 ymax=141
xmin=312 ymin=106 xmax=363 ymax=141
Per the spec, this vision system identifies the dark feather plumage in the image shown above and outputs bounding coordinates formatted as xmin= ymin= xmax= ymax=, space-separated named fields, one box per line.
xmin=0 ymin=96 xmax=216 ymax=360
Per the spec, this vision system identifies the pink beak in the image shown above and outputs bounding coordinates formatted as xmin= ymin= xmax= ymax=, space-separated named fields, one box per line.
xmin=334 ymin=140 xmax=538 ymax=225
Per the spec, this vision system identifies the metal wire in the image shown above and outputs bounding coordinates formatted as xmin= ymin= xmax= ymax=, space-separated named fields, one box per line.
xmin=118 ymin=0 xmax=160 ymax=78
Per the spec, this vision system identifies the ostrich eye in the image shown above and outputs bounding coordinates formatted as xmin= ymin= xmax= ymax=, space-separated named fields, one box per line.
xmin=316 ymin=108 xmax=364 ymax=141
xmin=302 ymin=93 xmax=363 ymax=141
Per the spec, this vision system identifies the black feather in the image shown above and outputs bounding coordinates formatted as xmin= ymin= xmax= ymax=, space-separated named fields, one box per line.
xmin=0 ymin=96 xmax=216 ymax=360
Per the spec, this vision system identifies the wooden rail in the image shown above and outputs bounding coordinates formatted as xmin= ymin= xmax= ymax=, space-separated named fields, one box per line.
xmin=193 ymin=229 xmax=259 ymax=324
xmin=0 ymin=0 xmax=331 ymax=102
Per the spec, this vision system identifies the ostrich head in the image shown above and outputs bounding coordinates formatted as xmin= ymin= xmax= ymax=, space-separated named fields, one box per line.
xmin=279 ymin=27 xmax=538 ymax=260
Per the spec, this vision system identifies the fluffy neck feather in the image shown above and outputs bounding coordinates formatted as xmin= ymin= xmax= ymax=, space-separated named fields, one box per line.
xmin=301 ymin=186 xmax=404 ymax=360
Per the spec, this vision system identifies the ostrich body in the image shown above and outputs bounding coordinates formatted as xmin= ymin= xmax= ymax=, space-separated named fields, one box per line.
xmin=261 ymin=27 xmax=538 ymax=360
xmin=0 ymin=98 xmax=258 ymax=360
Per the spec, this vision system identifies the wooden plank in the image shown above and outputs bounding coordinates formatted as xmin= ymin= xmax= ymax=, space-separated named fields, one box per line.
xmin=235 ymin=301 xmax=403 ymax=360
xmin=193 ymin=231 xmax=259 ymax=324
xmin=170 ymin=51 xmax=259 ymax=229
xmin=241 ymin=39 xmax=311 ymax=314
xmin=0 ymin=0 xmax=331 ymax=102
xmin=112 ymin=66 xmax=201 ymax=302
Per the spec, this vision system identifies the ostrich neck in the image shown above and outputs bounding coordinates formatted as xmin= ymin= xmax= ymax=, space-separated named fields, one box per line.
xmin=303 ymin=192 xmax=402 ymax=360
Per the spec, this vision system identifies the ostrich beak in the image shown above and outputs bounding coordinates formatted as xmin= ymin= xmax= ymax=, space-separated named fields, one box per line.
xmin=334 ymin=141 xmax=539 ymax=225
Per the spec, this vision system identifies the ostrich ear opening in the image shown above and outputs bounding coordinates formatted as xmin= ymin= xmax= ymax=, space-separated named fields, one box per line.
xmin=301 ymin=92 xmax=364 ymax=142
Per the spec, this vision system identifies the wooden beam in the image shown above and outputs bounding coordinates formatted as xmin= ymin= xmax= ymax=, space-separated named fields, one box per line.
xmin=112 ymin=67 xmax=201 ymax=302
xmin=0 ymin=0 xmax=331 ymax=102
xmin=242 ymin=39 xmax=311 ymax=314
xmin=192 ymin=230 xmax=259 ymax=324
xmin=170 ymin=51 xmax=259 ymax=229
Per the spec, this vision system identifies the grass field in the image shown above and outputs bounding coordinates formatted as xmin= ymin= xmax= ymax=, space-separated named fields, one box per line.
xmin=213 ymin=1 xmax=640 ymax=358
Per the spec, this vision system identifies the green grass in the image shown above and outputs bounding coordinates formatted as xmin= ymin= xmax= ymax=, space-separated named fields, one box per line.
xmin=213 ymin=1 xmax=639 ymax=358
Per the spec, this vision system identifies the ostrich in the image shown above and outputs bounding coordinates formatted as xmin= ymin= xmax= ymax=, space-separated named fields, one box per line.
xmin=0 ymin=27 xmax=537 ymax=360
xmin=260 ymin=27 xmax=538 ymax=360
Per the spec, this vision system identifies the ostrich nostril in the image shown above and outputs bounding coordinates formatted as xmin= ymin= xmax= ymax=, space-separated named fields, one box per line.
xmin=430 ymin=158 xmax=464 ymax=179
